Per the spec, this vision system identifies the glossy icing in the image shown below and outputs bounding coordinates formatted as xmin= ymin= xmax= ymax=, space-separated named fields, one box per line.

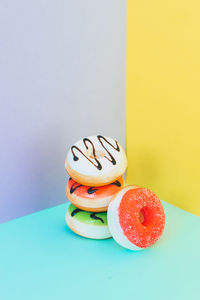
xmin=65 ymin=135 xmax=127 ymax=177
xmin=68 ymin=204 xmax=108 ymax=226
xmin=67 ymin=177 xmax=124 ymax=199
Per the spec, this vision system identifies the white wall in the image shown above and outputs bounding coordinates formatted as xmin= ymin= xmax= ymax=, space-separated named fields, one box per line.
xmin=0 ymin=0 xmax=126 ymax=223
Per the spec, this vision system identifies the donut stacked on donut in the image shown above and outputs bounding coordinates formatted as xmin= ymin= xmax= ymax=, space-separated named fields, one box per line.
xmin=64 ymin=135 xmax=165 ymax=249
xmin=65 ymin=135 xmax=127 ymax=239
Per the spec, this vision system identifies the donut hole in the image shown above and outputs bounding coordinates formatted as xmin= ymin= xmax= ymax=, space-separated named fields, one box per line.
xmin=88 ymin=150 xmax=106 ymax=159
xmin=139 ymin=210 xmax=145 ymax=224
xmin=139 ymin=207 xmax=153 ymax=227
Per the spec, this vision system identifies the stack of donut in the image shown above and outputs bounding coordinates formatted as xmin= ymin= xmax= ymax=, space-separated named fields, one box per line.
xmin=65 ymin=135 xmax=127 ymax=239
xmin=65 ymin=135 xmax=165 ymax=250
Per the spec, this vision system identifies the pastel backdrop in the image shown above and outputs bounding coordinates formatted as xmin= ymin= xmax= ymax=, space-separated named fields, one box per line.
xmin=126 ymin=0 xmax=200 ymax=216
xmin=1 ymin=0 xmax=200 ymax=223
xmin=0 ymin=0 xmax=126 ymax=223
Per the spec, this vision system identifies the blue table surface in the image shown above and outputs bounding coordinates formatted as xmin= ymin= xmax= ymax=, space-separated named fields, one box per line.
xmin=0 ymin=201 xmax=200 ymax=300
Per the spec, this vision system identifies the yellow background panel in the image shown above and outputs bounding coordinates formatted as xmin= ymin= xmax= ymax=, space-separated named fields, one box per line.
xmin=126 ymin=0 xmax=200 ymax=215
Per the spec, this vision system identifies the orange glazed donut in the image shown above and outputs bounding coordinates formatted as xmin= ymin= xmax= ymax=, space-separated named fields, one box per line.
xmin=108 ymin=186 xmax=165 ymax=250
xmin=66 ymin=177 xmax=124 ymax=212
xmin=65 ymin=135 xmax=127 ymax=186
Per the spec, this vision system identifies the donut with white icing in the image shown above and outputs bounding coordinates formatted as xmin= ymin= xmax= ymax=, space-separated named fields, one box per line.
xmin=65 ymin=135 xmax=127 ymax=186
xmin=65 ymin=203 xmax=111 ymax=239
xmin=66 ymin=176 xmax=124 ymax=212
xmin=107 ymin=186 xmax=165 ymax=250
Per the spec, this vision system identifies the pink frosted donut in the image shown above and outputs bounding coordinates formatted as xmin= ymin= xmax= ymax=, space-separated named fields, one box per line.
xmin=108 ymin=186 xmax=165 ymax=250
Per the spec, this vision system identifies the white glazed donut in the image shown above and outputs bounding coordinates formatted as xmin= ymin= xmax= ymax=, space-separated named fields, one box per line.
xmin=65 ymin=135 xmax=127 ymax=186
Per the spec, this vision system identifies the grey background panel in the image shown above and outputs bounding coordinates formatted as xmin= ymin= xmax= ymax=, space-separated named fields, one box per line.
xmin=0 ymin=0 xmax=126 ymax=223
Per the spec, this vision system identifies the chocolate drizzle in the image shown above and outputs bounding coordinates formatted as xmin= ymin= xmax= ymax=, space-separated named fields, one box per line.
xmin=111 ymin=180 xmax=121 ymax=187
xmin=71 ymin=208 xmax=82 ymax=216
xmin=71 ymin=144 xmax=102 ymax=170
xmin=83 ymin=138 xmax=102 ymax=170
xmin=69 ymin=180 xmax=121 ymax=196
xmin=97 ymin=135 xmax=120 ymax=166
xmin=87 ymin=187 xmax=98 ymax=194
xmin=70 ymin=208 xmax=104 ymax=224
xmin=69 ymin=181 xmax=98 ymax=195
xmin=90 ymin=213 xmax=104 ymax=223
xmin=71 ymin=135 xmax=121 ymax=171
xmin=70 ymin=183 xmax=83 ymax=194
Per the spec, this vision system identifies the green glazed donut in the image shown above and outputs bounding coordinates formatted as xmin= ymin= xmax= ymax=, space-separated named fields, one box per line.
xmin=66 ymin=204 xmax=111 ymax=239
